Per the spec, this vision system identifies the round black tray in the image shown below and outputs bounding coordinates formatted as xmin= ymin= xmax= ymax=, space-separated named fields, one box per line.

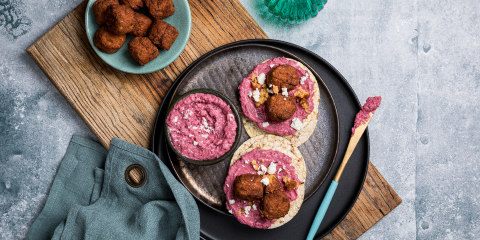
xmin=152 ymin=39 xmax=369 ymax=240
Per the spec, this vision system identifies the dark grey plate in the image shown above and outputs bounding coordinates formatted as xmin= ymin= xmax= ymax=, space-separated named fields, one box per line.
xmin=165 ymin=44 xmax=339 ymax=214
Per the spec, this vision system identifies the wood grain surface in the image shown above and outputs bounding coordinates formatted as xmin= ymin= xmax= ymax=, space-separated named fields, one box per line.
xmin=26 ymin=1 xmax=401 ymax=239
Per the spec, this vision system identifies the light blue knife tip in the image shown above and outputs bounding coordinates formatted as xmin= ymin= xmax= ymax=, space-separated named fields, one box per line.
xmin=306 ymin=180 xmax=339 ymax=240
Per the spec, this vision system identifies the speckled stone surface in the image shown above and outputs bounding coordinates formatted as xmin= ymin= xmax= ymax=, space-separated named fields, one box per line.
xmin=1 ymin=0 xmax=479 ymax=239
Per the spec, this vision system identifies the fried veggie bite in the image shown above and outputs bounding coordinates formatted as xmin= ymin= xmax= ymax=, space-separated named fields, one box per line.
xmin=105 ymin=5 xmax=136 ymax=35
xmin=92 ymin=0 xmax=119 ymax=25
xmin=128 ymin=37 xmax=159 ymax=66
xmin=93 ymin=26 xmax=126 ymax=53
xmin=265 ymin=95 xmax=297 ymax=122
xmin=148 ymin=20 xmax=179 ymax=50
xmin=119 ymin=0 xmax=144 ymax=10
xmin=261 ymin=190 xmax=290 ymax=219
xmin=145 ymin=0 xmax=175 ymax=20
xmin=234 ymin=174 xmax=264 ymax=201
xmin=130 ymin=12 xmax=153 ymax=37
xmin=266 ymin=64 xmax=300 ymax=92
xmin=263 ymin=175 xmax=282 ymax=193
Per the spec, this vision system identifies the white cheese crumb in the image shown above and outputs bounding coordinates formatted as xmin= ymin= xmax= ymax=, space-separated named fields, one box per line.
xmin=283 ymin=98 xmax=286 ymax=101
xmin=300 ymin=73 xmax=308 ymax=85
xmin=248 ymin=91 xmax=253 ymax=98
xmin=262 ymin=122 xmax=270 ymax=128
xmin=227 ymin=184 xmax=230 ymax=187
xmin=267 ymin=162 xmax=277 ymax=175
xmin=257 ymin=73 xmax=266 ymax=85
xmin=229 ymin=209 xmax=232 ymax=214
xmin=244 ymin=206 xmax=251 ymax=215
xmin=260 ymin=177 xmax=270 ymax=186
xmin=245 ymin=160 xmax=248 ymax=164
xmin=281 ymin=87 xmax=288 ymax=97
xmin=278 ymin=168 xmax=282 ymax=174
xmin=291 ymin=118 xmax=303 ymax=131
xmin=193 ymin=141 xmax=198 ymax=146
xmin=229 ymin=199 xmax=235 ymax=204
xmin=173 ymin=116 xmax=178 ymax=123
xmin=189 ymin=134 xmax=194 ymax=137
xmin=252 ymin=88 xmax=260 ymax=102
xmin=270 ymin=64 xmax=275 ymax=68
xmin=257 ymin=165 xmax=267 ymax=175
xmin=269 ymin=84 xmax=272 ymax=88
xmin=252 ymin=204 xmax=257 ymax=210
xmin=267 ymin=88 xmax=273 ymax=94
xmin=228 ymin=114 xmax=234 ymax=120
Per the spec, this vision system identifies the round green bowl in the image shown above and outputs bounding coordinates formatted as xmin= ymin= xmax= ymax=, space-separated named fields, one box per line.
xmin=85 ymin=0 xmax=191 ymax=74
xmin=265 ymin=0 xmax=327 ymax=24
xmin=164 ymin=89 xmax=243 ymax=166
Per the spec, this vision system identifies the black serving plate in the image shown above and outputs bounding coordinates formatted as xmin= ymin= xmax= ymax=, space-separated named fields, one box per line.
xmin=152 ymin=39 xmax=369 ymax=240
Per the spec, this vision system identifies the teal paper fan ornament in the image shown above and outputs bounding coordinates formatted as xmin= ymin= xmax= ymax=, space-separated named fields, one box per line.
xmin=265 ymin=0 xmax=327 ymax=24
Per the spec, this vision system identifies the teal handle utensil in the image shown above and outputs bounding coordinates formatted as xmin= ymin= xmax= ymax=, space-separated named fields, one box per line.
xmin=306 ymin=180 xmax=338 ymax=240
xmin=305 ymin=96 xmax=381 ymax=239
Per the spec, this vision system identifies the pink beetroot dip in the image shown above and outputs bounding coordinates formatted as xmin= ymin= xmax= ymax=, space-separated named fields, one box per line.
xmin=351 ymin=96 xmax=382 ymax=136
xmin=166 ymin=93 xmax=237 ymax=160
xmin=238 ymin=57 xmax=315 ymax=136
xmin=223 ymin=149 xmax=301 ymax=229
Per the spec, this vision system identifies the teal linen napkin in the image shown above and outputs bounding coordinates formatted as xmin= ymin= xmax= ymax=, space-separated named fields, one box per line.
xmin=27 ymin=136 xmax=200 ymax=240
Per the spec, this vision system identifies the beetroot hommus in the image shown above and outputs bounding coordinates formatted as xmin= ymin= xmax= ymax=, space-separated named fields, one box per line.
xmin=223 ymin=149 xmax=301 ymax=229
xmin=351 ymin=96 xmax=382 ymax=136
xmin=238 ymin=57 xmax=315 ymax=136
xmin=166 ymin=93 xmax=237 ymax=160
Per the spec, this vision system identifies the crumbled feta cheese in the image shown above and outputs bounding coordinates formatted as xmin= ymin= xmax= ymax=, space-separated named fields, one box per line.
xmin=227 ymin=184 xmax=230 ymax=187
xmin=267 ymin=88 xmax=273 ymax=94
xmin=260 ymin=177 xmax=270 ymax=185
xmin=252 ymin=88 xmax=260 ymax=102
xmin=245 ymin=160 xmax=248 ymax=164
xmin=229 ymin=209 xmax=232 ymax=214
xmin=248 ymin=91 xmax=253 ymax=98
xmin=229 ymin=199 xmax=235 ymax=204
xmin=257 ymin=165 xmax=267 ymax=175
xmin=278 ymin=168 xmax=282 ymax=174
xmin=193 ymin=141 xmax=198 ymax=145
xmin=283 ymin=98 xmax=286 ymax=101
xmin=262 ymin=122 xmax=270 ymax=128
xmin=291 ymin=118 xmax=303 ymax=131
xmin=267 ymin=162 xmax=277 ymax=175
xmin=269 ymin=84 xmax=273 ymax=88
xmin=270 ymin=64 xmax=275 ymax=68
xmin=173 ymin=116 xmax=178 ymax=123
xmin=228 ymin=114 xmax=234 ymax=120
xmin=189 ymin=134 xmax=194 ymax=137
xmin=300 ymin=73 xmax=308 ymax=85
xmin=257 ymin=73 xmax=266 ymax=85
xmin=244 ymin=206 xmax=251 ymax=215
xmin=252 ymin=204 xmax=257 ymax=210
xmin=281 ymin=87 xmax=288 ymax=97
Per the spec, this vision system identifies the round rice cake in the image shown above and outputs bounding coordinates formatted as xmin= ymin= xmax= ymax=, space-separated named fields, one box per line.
xmin=242 ymin=58 xmax=320 ymax=147
xmin=227 ymin=135 xmax=306 ymax=229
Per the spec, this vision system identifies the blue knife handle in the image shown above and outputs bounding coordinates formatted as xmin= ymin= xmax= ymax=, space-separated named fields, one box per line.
xmin=306 ymin=180 xmax=339 ymax=240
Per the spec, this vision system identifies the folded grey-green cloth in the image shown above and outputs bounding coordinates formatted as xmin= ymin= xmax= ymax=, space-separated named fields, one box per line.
xmin=27 ymin=136 xmax=200 ymax=240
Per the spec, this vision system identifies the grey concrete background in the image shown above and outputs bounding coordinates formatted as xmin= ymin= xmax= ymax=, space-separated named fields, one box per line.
xmin=0 ymin=0 xmax=478 ymax=239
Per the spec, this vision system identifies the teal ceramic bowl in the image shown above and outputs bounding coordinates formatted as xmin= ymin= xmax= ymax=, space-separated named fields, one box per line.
xmin=85 ymin=0 xmax=191 ymax=74
xmin=165 ymin=89 xmax=243 ymax=166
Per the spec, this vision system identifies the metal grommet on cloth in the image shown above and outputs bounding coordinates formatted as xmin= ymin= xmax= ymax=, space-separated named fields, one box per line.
xmin=125 ymin=164 xmax=147 ymax=188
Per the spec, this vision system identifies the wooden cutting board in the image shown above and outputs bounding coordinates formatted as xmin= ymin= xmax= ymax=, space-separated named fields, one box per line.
xmin=26 ymin=1 xmax=401 ymax=239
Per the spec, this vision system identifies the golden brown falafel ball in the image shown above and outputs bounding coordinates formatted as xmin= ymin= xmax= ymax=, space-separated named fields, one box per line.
xmin=265 ymin=95 xmax=297 ymax=122
xmin=145 ymin=0 xmax=175 ymax=20
xmin=283 ymin=177 xmax=300 ymax=191
xmin=148 ymin=20 xmax=179 ymax=50
xmin=266 ymin=65 xmax=300 ymax=92
xmin=128 ymin=37 xmax=159 ymax=66
xmin=234 ymin=174 xmax=264 ymax=201
xmin=119 ymin=0 xmax=144 ymax=10
xmin=92 ymin=0 xmax=119 ymax=25
xmin=105 ymin=5 xmax=136 ymax=35
xmin=130 ymin=12 xmax=153 ymax=37
xmin=263 ymin=175 xmax=282 ymax=193
xmin=93 ymin=25 xmax=126 ymax=53
xmin=261 ymin=190 xmax=290 ymax=219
